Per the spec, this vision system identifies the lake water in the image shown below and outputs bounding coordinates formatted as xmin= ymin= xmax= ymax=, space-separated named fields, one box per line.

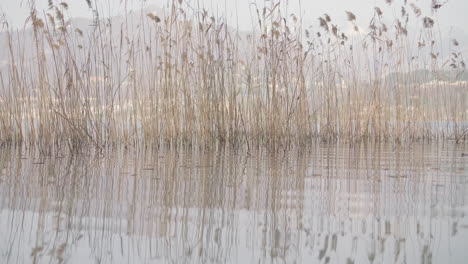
xmin=0 ymin=143 xmax=467 ymax=264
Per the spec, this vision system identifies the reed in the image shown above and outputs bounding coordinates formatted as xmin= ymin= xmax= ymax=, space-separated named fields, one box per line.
xmin=0 ymin=0 xmax=466 ymax=150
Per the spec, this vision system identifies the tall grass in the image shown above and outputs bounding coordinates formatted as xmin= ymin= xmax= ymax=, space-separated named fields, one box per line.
xmin=0 ymin=0 xmax=467 ymax=150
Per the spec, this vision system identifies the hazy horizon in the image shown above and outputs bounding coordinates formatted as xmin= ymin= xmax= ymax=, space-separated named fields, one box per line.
xmin=1 ymin=0 xmax=467 ymax=33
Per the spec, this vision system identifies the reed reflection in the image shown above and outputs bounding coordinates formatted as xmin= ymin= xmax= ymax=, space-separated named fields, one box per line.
xmin=0 ymin=143 xmax=467 ymax=263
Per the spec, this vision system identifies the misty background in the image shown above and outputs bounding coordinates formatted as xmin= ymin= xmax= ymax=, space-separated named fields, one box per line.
xmin=1 ymin=0 xmax=467 ymax=80
xmin=1 ymin=0 xmax=467 ymax=37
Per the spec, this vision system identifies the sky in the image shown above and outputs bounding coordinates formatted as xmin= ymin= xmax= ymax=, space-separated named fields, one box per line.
xmin=1 ymin=0 xmax=467 ymax=46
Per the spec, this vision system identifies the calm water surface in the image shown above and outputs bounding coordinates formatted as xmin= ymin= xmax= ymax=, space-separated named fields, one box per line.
xmin=1 ymin=143 xmax=467 ymax=264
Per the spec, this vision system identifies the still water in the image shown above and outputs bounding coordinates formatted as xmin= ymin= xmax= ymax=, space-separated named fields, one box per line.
xmin=0 ymin=143 xmax=467 ymax=264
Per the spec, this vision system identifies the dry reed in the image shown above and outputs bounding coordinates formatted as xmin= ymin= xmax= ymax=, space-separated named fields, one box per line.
xmin=0 ymin=0 xmax=467 ymax=151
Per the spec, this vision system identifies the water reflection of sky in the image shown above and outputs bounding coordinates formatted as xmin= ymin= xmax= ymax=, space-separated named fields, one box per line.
xmin=0 ymin=143 xmax=467 ymax=263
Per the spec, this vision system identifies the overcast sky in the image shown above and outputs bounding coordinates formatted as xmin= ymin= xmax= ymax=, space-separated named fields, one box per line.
xmin=1 ymin=0 xmax=467 ymax=38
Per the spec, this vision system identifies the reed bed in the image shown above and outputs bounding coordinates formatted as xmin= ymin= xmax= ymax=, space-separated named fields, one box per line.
xmin=0 ymin=0 xmax=467 ymax=150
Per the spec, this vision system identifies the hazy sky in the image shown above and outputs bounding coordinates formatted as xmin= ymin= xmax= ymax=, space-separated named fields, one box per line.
xmin=1 ymin=0 xmax=467 ymax=37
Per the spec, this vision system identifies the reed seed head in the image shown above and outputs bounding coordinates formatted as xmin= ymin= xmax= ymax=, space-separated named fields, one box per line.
xmin=345 ymin=11 xmax=356 ymax=22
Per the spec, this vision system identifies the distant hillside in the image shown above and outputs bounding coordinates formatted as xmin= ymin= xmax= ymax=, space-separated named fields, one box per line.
xmin=384 ymin=69 xmax=468 ymax=86
xmin=1 ymin=4 xmax=467 ymax=84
